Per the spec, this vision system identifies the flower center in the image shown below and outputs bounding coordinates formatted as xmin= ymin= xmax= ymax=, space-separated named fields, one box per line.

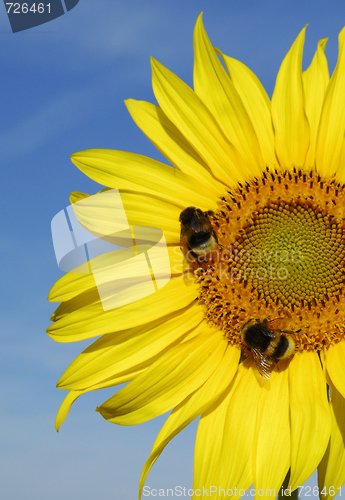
xmin=194 ymin=168 xmax=345 ymax=352
xmin=233 ymin=201 xmax=344 ymax=308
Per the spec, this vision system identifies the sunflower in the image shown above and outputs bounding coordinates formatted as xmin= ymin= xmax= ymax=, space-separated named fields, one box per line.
xmin=48 ymin=14 xmax=345 ymax=500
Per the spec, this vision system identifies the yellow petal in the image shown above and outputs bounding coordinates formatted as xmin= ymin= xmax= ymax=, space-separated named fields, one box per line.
xmin=139 ymin=344 xmax=240 ymax=498
xmin=316 ymin=27 xmax=345 ymax=177
xmin=50 ymin=254 xmax=165 ymax=320
xmin=271 ymin=27 xmax=310 ymax=168
xmin=218 ymin=359 xmax=262 ymax=495
xmin=48 ymin=233 xmax=189 ymax=336
xmin=49 ymin=240 xmax=183 ymax=308
xmin=289 ymin=352 xmax=331 ymax=490
xmin=193 ymin=384 xmax=232 ymax=496
xmin=55 ymin=313 xmax=205 ymax=430
xmin=193 ymin=14 xmax=264 ymax=176
xmin=55 ymin=390 xmax=83 ymax=431
xmin=71 ymin=149 xmax=218 ymax=211
xmin=97 ymin=330 xmax=227 ymax=425
xmin=193 ymin=359 xmax=259 ymax=495
xmin=125 ymin=99 xmax=225 ymax=198
xmin=325 ymin=341 xmax=345 ymax=399
xmin=120 ymin=190 xmax=182 ymax=241
xmin=57 ymin=302 xmax=205 ymax=390
xmin=48 ymin=270 xmax=96 ymax=303
xmin=151 ymin=57 xmax=245 ymax=186
xmin=318 ymin=379 xmax=345 ymax=500
xmin=253 ymin=360 xmax=290 ymax=500
xmin=217 ymin=51 xmax=277 ymax=168
xmin=47 ymin=276 xmax=198 ymax=342
xmin=303 ymin=39 xmax=329 ymax=169
xmin=336 ymin=137 xmax=345 ymax=183
xmin=68 ymin=189 xmax=181 ymax=246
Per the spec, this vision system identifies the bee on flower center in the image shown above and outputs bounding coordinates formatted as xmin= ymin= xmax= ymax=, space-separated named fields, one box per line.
xmin=241 ymin=318 xmax=300 ymax=379
xmin=179 ymin=206 xmax=219 ymax=262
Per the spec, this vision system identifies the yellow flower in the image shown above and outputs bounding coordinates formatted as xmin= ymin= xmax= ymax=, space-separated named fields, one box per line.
xmin=48 ymin=14 xmax=345 ymax=500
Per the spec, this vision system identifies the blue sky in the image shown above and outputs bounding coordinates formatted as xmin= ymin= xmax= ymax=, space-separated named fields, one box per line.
xmin=1 ymin=0 xmax=345 ymax=498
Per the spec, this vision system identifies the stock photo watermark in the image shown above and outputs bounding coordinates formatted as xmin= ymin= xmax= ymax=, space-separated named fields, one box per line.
xmin=142 ymin=485 xmax=342 ymax=497
xmin=3 ymin=0 xmax=79 ymax=32
xmin=171 ymin=244 xmax=303 ymax=284
xmin=51 ymin=190 xmax=305 ymax=311
xmin=51 ymin=189 xmax=171 ymax=311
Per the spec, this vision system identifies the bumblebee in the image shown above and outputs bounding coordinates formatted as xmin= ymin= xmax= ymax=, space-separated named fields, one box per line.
xmin=241 ymin=318 xmax=299 ymax=379
xmin=179 ymin=206 xmax=219 ymax=262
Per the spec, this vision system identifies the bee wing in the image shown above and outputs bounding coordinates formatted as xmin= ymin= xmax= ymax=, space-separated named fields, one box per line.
xmin=191 ymin=210 xmax=212 ymax=233
xmin=251 ymin=348 xmax=274 ymax=380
